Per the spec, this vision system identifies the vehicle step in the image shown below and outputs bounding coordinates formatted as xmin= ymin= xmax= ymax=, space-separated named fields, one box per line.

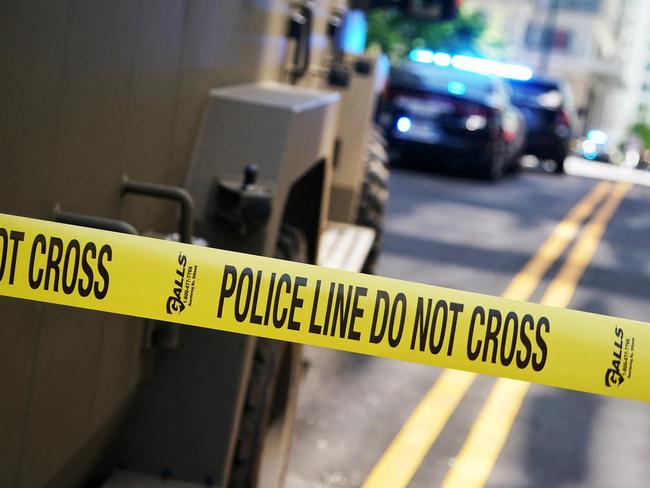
xmin=317 ymin=222 xmax=375 ymax=272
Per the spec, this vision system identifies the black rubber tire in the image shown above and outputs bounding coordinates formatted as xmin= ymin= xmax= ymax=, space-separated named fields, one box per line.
xmin=229 ymin=225 xmax=306 ymax=488
xmin=553 ymin=157 xmax=566 ymax=174
xmin=357 ymin=126 xmax=390 ymax=274
xmin=508 ymin=156 xmax=522 ymax=174
xmin=482 ymin=139 xmax=506 ymax=181
xmin=486 ymin=140 xmax=506 ymax=181
xmin=506 ymin=146 xmax=523 ymax=174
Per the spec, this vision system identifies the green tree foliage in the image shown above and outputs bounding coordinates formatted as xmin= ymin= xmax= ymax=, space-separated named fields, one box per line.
xmin=367 ymin=8 xmax=489 ymax=62
xmin=630 ymin=122 xmax=650 ymax=149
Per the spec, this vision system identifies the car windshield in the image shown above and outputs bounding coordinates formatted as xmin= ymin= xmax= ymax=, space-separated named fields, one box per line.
xmin=508 ymin=80 xmax=564 ymax=109
xmin=391 ymin=62 xmax=494 ymax=99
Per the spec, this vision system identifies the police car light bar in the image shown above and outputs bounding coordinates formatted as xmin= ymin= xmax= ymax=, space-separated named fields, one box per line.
xmin=409 ymin=49 xmax=533 ymax=81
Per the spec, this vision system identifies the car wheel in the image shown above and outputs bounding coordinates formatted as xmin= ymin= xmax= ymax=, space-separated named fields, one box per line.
xmin=507 ymin=153 xmax=522 ymax=174
xmin=481 ymin=139 xmax=506 ymax=181
xmin=229 ymin=225 xmax=306 ymax=488
xmin=553 ymin=156 xmax=566 ymax=174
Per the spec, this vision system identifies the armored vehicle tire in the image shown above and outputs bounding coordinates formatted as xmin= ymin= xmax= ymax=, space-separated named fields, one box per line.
xmin=357 ymin=127 xmax=390 ymax=274
xmin=229 ymin=225 xmax=306 ymax=488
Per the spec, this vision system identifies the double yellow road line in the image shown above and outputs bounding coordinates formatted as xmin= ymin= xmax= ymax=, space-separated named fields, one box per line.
xmin=363 ymin=180 xmax=632 ymax=488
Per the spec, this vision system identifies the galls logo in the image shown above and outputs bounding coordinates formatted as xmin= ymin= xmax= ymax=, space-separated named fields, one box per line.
xmin=604 ymin=326 xmax=624 ymax=387
xmin=166 ymin=253 xmax=188 ymax=314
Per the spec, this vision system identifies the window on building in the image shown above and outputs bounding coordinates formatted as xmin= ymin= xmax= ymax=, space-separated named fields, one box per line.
xmin=558 ymin=0 xmax=602 ymax=12
xmin=525 ymin=23 xmax=572 ymax=52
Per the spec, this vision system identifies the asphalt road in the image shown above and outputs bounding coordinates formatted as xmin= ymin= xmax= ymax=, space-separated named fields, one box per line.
xmin=286 ymin=160 xmax=650 ymax=488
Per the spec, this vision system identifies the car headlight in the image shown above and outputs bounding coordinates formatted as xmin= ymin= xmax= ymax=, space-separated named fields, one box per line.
xmin=396 ymin=116 xmax=412 ymax=133
xmin=465 ymin=115 xmax=487 ymax=131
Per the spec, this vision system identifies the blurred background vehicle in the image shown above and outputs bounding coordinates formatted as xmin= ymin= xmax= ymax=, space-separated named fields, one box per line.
xmin=507 ymin=77 xmax=576 ymax=173
xmin=575 ymin=129 xmax=612 ymax=163
xmin=376 ymin=53 xmax=526 ymax=179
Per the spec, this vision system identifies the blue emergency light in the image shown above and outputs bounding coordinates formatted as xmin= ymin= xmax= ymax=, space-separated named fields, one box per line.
xmin=341 ymin=10 xmax=367 ymax=55
xmin=409 ymin=49 xmax=533 ymax=81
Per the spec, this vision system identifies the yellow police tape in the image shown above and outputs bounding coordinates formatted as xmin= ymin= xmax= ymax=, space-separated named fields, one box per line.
xmin=0 ymin=212 xmax=647 ymax=402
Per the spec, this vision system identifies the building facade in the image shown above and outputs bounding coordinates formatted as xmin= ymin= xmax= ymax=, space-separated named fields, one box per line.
xmin=466 ymin=0 xmax=648 ymax=147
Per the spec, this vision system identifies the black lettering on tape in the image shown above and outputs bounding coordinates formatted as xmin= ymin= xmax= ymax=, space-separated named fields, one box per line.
xmin=500 ymin=311 xmax=519 ymax=366
xmin=347 ymin=286 xmax=366 ymax=341
xmin=62 ymin=239 xmax=81 ymax=295
xmin=44 ymin=237 xmax=64 ymax=291
xmin=517 ymin=314 xmax=534 ymax=369
xmin=447 ymin=302 xmax=463 ymax=356
xmin=263 ymin=272 xmax=277 ymax=326
xmin=467 ymin=306 xmax=485 ymax=361
xmin=330 ymin=284 xmax=352 ymax=338
xmin=411 ymin=297 xmax=431 ymax=352
xmin=234 ymin=267 xmax=254 ymax=322
xmin=273 ymin=274 xmax=291 ymax=328
xmin=532 ymin=316 xmax=550 ymax=371
xmin=321 ymin=282 xmax=336 ymax=336
xmin=0 ymin=229 xmax=25 ymax=285
xmin=8 ymin=231 xmax=24 ymax=284
xmin=29 ymin=234 xmax=47 ymax=289
xmin=483 ymin=308 xmax=502 ymax=364
xmin=309 ymin=279 xmax=323 ymax=334
xmin=79 ymin=242 xmax=96 ymax=297
xmin=429 ymin=300 xmax=448 ymax=355
xmin=0 ymin=228 xmax=7 ymax=282
xmin=217 ymin=265 xmax=238 ymax=318
xmin=288 ymin=276 xmax=307 ymax=331
xmin=388 ymin=293 xmax=407 ymax=348
xmin=370 ymin=290 xmax=390 ymax=344
xmin=94 ymin=244 xmax=111 ymax=299
xmin=250 ymin=270 xmax=264 ymax=325
xmin=410 ymin=298 xmax=461 ymax=356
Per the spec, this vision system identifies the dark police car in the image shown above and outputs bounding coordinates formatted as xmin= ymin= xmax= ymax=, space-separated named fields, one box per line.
xmin=507 ymin=77 xmax=576 ymax=173
xmin=377 ymin=53 xmax=526 ymax=180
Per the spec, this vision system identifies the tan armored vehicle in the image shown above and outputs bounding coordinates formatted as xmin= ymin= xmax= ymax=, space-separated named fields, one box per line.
xmin=0 ymin=1 xmax=455 ymax=486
